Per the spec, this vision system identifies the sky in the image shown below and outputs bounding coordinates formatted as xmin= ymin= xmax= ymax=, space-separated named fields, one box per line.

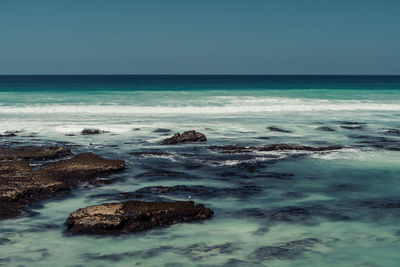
xmin=0 ymin=0 xmax=399 ymax=75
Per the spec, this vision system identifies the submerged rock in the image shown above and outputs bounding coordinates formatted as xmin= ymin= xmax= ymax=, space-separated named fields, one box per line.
xmin=208 ymin=144 xmax=342 ymax=153
xmin=0 ymin=147 xmax=125 ymax=219
xmin=252 ymin=238 xmax=322 ymax=260
xmin=267 ymin=126 xmax=292 ymax=133
xmin=66 ymin=201 xmax=213 ymax=234
xmin=0 ymin=146 xmax=72 ymax=160
xmin=162 ymin=130 xmax=207 ymax=145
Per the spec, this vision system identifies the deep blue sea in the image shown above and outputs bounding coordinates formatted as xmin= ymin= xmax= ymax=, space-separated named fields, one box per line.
xmin=1 ymin=75 xmax=400 ymax=267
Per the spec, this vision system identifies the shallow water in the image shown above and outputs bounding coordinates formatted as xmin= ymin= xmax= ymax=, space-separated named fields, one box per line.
xmin=1 ymin=75 xmax=400 ymax=267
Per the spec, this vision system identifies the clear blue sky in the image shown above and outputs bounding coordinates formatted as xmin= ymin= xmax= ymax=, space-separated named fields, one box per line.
xmin=0 ymin=0 xmax=399 ymax=75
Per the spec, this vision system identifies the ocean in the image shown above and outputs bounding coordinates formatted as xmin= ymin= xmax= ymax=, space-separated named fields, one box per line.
xmin=1 ymin=75 xmax=400 ymax=266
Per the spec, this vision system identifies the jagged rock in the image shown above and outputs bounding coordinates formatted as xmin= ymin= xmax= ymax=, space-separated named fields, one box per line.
xmin=208 ymin=144 xmax=342 ymax=153
xmin=66 ymin=201 xmax=213 ymax=234
xmin=162 ymin=130 xmax=207 ymax=145
xmin=0 ymin=148 xmax=125 ymax=219
xmin=267 ymin=127 xmax=292 ymax=133
xmin=0 ymin=146 xmax=72 ymax=160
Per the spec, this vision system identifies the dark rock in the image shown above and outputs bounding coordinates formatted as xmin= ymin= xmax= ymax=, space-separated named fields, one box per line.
xmin=267 ymin=127 xmax=292 ymax=133
xmin=316 ymin=126 xmax=335 ymax=132
xmin=253 ymin=136 xmax=271 ymax=140
xmin=0 ymin=146 xmax=72 ymax=160
xmin=153 ymin=128 xmax=171 ymax=133
xmin=65 ymin=134 xmax=76 ymax=136
xmin=162 ymin=130 xmax=207 ymax=145
xmin=0 ymin=149 xmax=125 ymax=220
xmin=341 ymin=125 xmax=364 ymax=130
xmin=208 ymin=144 xmax=342 ymax=153
xmin=66 ymin=201 xmax=213 ymax=234
xmin=81 ymin=129 xmax=107 ymax=135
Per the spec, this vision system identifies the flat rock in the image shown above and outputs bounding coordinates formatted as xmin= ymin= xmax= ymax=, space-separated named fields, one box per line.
xmin=0 ymin=148 xmax=125 ymax=219
xmin=162 ymin=130 xmax=207 ymax=145
xmin=208 ymin=144 xmax=342 ymax=153
xmin=0 ymin=146 xmax=72 ymax=160
xmin=66 ymin=201 xmax=213 ymax=234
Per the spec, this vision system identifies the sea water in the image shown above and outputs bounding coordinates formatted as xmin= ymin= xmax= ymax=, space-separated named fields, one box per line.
xmin=0 ymin=75 xmax=399 ymax=266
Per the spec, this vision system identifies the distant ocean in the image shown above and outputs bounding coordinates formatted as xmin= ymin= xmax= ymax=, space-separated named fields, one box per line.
xmin=1 ymin=75 xmax=400 ymax=266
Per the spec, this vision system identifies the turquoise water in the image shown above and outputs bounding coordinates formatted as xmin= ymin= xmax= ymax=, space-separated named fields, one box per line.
xmin=1 ymin=76 xmax=400 ymax=266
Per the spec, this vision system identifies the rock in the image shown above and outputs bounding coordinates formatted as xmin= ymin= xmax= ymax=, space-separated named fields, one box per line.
xmin=208 ymin=144 xmax=342 ymax=153
xmin=40 ymin=152 xmax=125 ymax=179
xmin=0 ymin=148 xmax=125 ymax=220
xmin=0 ymin=146 xmax=72 ymax=160
xmin=153 ymin=128 xmax=171 ymax=133
xmin=267 ymin=127 xmax=292 ymax=133
xmin=66 ymin=201 xmax=213 ymax=234
xmin=162 ymin=130 xmax=207 ymax=145
xmin=81 ymin=129 xmax=107 ymax=135
xmin=316 ymin=126 xmax=335 ymax=132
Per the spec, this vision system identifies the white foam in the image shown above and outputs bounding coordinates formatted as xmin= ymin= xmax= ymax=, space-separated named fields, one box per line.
xmin=1 ymin=102 xmax=399 ymax=115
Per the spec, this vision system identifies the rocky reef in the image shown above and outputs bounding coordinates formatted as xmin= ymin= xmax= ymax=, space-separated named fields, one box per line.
xmin=66 ymin=200 xmax=214 ymax=234
xmin=162 ymin=130 xmax=207 ymax=145
xmin=0 ymin=146 xmax=125 ymax=219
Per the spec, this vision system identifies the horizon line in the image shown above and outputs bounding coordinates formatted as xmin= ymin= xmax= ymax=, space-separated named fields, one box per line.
xmin=1 ymin=74 xmax=400 ymax=76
